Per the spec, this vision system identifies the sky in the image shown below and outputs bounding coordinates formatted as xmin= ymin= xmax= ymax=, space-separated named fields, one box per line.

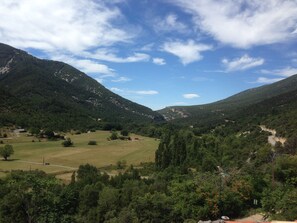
xmin=0 ymin=0 xmax=297 ymax=110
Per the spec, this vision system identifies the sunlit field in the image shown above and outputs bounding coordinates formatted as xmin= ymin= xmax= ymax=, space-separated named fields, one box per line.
xmin=0 ymin=131 xmax=158 ymax=176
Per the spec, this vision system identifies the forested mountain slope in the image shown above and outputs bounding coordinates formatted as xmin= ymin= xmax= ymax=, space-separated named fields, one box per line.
xmin=0 ymin=43 xmax=163 ymax=130
xmin=159 ymin=74 xmax=297 ymax=120
xmin=159 ymin=74 xmax=297 ymax=135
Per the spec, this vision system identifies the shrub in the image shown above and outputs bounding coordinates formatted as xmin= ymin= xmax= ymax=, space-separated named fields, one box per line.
xmin=110 ymin=132 xmax=118 ymax=140
xmin=121 ymin=129 xmax=129 ymax=136
xmin=88 ymin=140 xmax=97 ymax=145
xmin=62 ymin=138 xmax=73 ymax=147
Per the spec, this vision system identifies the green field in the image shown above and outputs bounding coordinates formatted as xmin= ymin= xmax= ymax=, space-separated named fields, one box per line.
xmin=0 ymin=131 xmax=158 ymax=177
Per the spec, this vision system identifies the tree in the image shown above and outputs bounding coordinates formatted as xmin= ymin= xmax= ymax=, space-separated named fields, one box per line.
xmin=29 ymin=127 xmax=40 ymax=136
xmin=121 ymin=130 xmax=129 ymax=137
xmin=110 ymin=132 xmax=118 ymax=140
xmin=62 ymin=138 xmax=73 ymax=147
xmin=0 ymin=144 xmax=14 ymax=161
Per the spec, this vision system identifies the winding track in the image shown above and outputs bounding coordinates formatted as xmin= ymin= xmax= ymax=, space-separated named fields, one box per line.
xmin=260 ymin=125 xmax=286 ymax=146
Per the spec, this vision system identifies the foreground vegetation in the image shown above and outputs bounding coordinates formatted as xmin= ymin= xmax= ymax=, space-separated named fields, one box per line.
xmin=0 ymin=121 xmax=296 ymax=222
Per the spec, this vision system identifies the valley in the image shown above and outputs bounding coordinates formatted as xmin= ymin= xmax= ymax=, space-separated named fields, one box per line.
xmin=0 ymin=131 xmax=158 ymax=179
xmin=0 ymin=43 xmax=297 ymax=222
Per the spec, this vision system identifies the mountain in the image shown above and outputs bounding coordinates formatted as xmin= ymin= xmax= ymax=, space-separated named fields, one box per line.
xmin=158 ymin=74 xmax=297 ymax=135
xmin=0 ymin=43 xmax=163 ymax=130
xmin=159 ymin=74 xmax=297 ymax=120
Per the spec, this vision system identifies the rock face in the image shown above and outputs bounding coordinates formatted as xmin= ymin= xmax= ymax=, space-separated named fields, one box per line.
xmin=0 ymin=43 xmax=164 ymax=129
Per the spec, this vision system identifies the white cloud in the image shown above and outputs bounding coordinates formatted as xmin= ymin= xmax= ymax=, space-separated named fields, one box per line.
xmin=153 ymin=58 xmax=166 ymax=65
xmin=162 ymin=40 xmax=212 ymax=65
xmin=110 ymin=88 xmax=159 ymax=95
xmin=84 ymin=49 xmax=150 ymax=63
xmin=135 ymin=90 xmax=159 ymax=95
xmin=172 ymin=0 xmax=297 ymax=48
xmin=253 ymin=77 xmax=284 ymax=84
xmin=260 ymin=67 xmax=297 ymax=77
xmin=0 ymin=0 xmax=133 ymax=53
xmin=183 ymin=93 xmax=200 ymax=99
xmin=222 ymin=54 xmax=264 ymax=72
xmin=110 ymin=87 xmax=123 ymax=92
xmin=95 ymin=78 xmax=104 ymax=83
xmin=153 ymin=13 xmax=188 ymax=33
xmin=52 ymin=54 xmax=115 ymax=76
xmin=111 ymin=76 xmax=131 ymax=82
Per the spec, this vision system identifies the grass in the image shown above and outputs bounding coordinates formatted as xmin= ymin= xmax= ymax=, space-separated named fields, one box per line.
xmin=0 ymin=131 xmax=158 ymax=178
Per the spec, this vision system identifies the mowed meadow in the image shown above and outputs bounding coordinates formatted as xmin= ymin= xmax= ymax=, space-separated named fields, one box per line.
xmin=0 ymin=131 xmax=158 ymax=177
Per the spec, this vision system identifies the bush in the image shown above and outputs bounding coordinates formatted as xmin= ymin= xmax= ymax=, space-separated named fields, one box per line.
xmin=88 ymin=140 xmax=97 ymax=145
xmin=116 ymin=160 xmax=127 ymax=169
xmin=110 ymin=132 xmax=118 ymax=140
xmin=62 ymin=138 xmax=73 ymax=147
xmin=121 ymin=129 xmax=129 ymax=136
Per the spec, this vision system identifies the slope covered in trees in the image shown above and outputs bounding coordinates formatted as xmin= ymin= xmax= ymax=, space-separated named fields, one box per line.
xmin=159 ymin=74 xmax=297 ymax=127
xmin=0 ymin=43 xmax=164 ymax=131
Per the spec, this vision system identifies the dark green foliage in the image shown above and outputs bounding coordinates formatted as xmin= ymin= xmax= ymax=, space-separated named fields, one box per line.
xmin=62 ymin=138 xmax=73 ymax=147
xmin=110 ymin=132 xmax=118 ymax=140
xmin=88 ymin=140 xmax=97 ymax=145
xmin=29 ymin=127 xmax=40 ymax=136
xmin=120 ymin=129 xmax=129 ymax=136
xmin=0 ymin=144 xmax=14 ymax=160
xmin=116 ymin=160 xmax=127 ymax=169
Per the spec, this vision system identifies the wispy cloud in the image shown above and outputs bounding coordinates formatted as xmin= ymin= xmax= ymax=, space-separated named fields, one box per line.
xmin=172 ymin=0 xmax=297 ymax=48
xmin=111 ymin=76 xmax=132 ymax=82
xmin=52 ymin=54 xmax=115 ymax=76
xmin=260 ymin=67 xmax=297 ymax=77
xmin=153 ymin=13 xmax=188 ymax=33
xmin=253 ymin=77 xmax=284 ymax=84
xmin=0 ymin=0 xmax=133 ymax=53
xmin=110 ymin=88 xmax=159 ymax=95
xmin=135 ymin=90 xmax=159 ymax=95
xmin=153 ymin=58 xmax=166 ymax=65
xmin=162 ymin=40 xmax=212 ymax=65
xmin=95 ymin=78 xmax=104 ymax=83
xmin=222 ymin=54 xmax=264 ymax=72
xmin=183 ymin=93 xmax=200 ymax=99
xmin=84 ymin=49 xmax=150 ymax=63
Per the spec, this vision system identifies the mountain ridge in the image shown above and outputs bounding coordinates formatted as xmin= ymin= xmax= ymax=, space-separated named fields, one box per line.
xmin=0 ymin=43 xmax=164 ymax=130
xmin=159 ymin=74 xmax=297 ymax=121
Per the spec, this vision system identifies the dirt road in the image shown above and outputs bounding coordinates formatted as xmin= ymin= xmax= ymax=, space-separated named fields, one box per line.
xmin=260 ymin=125 xmax=286 ymax=146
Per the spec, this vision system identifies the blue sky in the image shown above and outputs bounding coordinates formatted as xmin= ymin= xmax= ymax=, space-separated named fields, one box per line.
xmin=1 ymin=0 xmax=297 ymax=110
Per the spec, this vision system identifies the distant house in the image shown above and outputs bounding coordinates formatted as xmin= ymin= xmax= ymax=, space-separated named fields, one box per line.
xmin=14 ymin=129 xmax=27 ymax=134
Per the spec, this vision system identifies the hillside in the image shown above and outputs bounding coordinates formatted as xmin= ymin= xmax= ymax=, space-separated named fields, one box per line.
xmin=159 ymin=74 xmax=297 ymax=128
xmin=0 ymin=43 xmax=163 ymax=130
